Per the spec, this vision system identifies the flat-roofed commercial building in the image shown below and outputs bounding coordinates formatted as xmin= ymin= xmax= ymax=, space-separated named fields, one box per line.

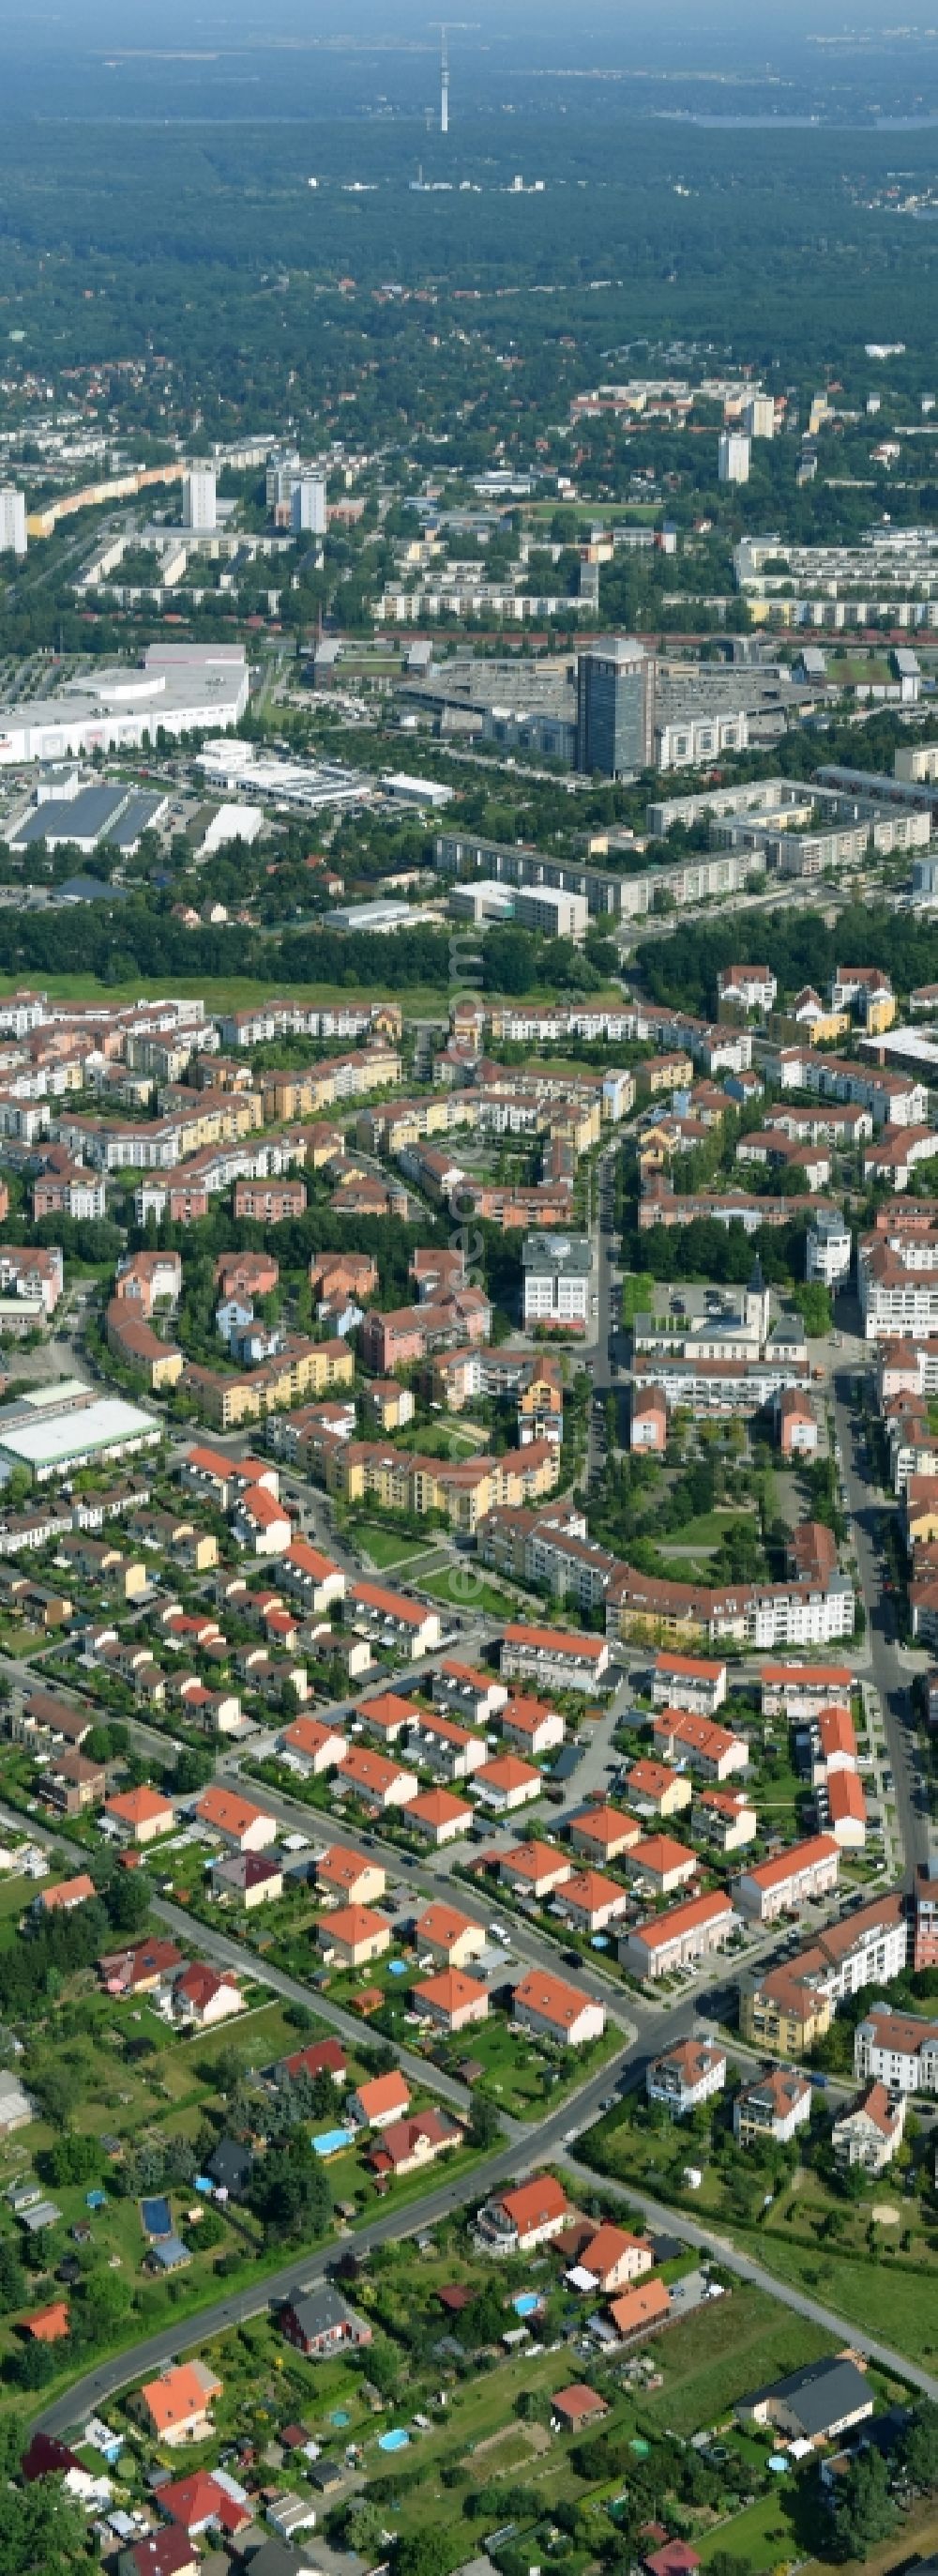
xmin=0 ymin=1381 xmax=160 ymax=1484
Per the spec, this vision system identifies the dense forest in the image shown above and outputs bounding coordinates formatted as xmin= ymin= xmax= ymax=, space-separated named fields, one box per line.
xmin=636 ymin=903 xmax=938 ymax=1021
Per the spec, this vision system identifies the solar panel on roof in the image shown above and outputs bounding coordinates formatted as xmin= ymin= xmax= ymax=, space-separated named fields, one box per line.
xmin=106 ymin=792 xmax=165 ymax=849
xmin=10 ymin=785 xmax=129 ymax=847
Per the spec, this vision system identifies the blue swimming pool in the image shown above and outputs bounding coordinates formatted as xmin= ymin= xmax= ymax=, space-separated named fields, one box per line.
xmin=378 ymin=2430 xmax=410 ymax=2452
xmin=512 ymin=2293 xmax=539 ymax=2316
xmin=311 ymin=2126 xmax=355 ymax=2158
xmin=141 ymin=2196 xmax=172 ymax=2238
xmin=387 ymin=1959 xmax=408 ymax=1976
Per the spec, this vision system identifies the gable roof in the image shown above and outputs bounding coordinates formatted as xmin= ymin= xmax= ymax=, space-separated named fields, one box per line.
xmin=139 ymin=2361 xmax=221 ymax=2435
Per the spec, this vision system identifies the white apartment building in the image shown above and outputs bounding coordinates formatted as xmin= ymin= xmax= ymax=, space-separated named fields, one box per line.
xmin=734 ymin=2067 xmax=811 ymax=2145
xmin=832 ymin=2082 xmax=905 ymax=2174
xmin=182 ymin=466 xmax=218 ymax=532
xmin=522 ymin=1230 xmax=592 ymax=1329
xmin=499 ymin=1621 xmax=610 ymax=1694
xmin=655 ymin=709 xmax=749 ymax=770
xmin=743 ymin=394 xmax=776 ymax=440
xmin=808 ymin=1209 xmax=852 ymax=1288
xmin=718 ymin=965 xmax=778 ymax=1013
xmin=652 ymin=1650 xmax=727 ymax=1715
xmin=292 ymin=475 xmax=326 ymax=535
xmin=620 ymin=1890 xmax=736 ymax=1981
xmin=0 ymin=489 xmax=27 ymax=556
xmin=854 ymin=2005 xmax=938 ymax=2095
xmin=719 ymin=432 xmax=750 ymax=484
xmin=858 ymin=1241 xmax=938 ymax=1343
xmin=645 ymin=2038 xmax=726 ymax=2115
xmin=513 ymin=887 xmax=589 ymax=940
xmin=733 ymin=1832 xmax=840 ymax=1922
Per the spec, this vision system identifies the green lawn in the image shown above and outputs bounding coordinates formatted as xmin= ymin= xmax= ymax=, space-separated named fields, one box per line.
xmin=621 ymin=1273 xmax=658 ymax=1326
xmin=696 ymin=2485 xmax=803 ymax=2571
xmin=581 ymin=2088 xmax=938 ymax=2369
xmin=728 ymin=2211 xmax=938 ymax=2369
xmin=638 ymin=2279 xmax=838 ymax=2436
xmin=421 ymin=1568 xmax=518 ymax=1618
xmin=391 ymin=1422 xmax=491 ymax=1459
xmin=658 ymin=1507 xmax=758 ymax=1549
xmin=347 ymin=1522 xmax=431 ymax=1568
xmin=0 ymin=970 xmax=626 ymax=1026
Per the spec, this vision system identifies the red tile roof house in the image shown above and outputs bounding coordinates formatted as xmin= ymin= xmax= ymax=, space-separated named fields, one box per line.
xmin=280 ymin=1536 xmax=345 ymax=1614
xmin=336 ymin=1745 xmax=419 ymax=1814
xmin=358 ymin=1688 xmax=419 ymax=1745
xmin=512 ymin=1968 xmax=606 ymax=2048
xmin=317 ymin=1844 xmax=386 ymax=1906
xmin=409 ymin=1707 xmax=489 ymax=1782
xmin=625 ymin=1835 xmax=698 ymax=1899
xmin=553 ymin=1868 xmax=630 ymax=1935
xmin=568 ymin=1805 xmax=643 ymax=1863
xmin=132 ymin=2359 xmax=222 ymax=2446
xmin=125 ymin=2530 xmax=199 ymax=2576
xmin=277 ymin=2036 xmax=346 ymax=2087
xmin=501 ymin=1695 xmax=565 ymax=1758
xmin=195 ymin=1786 xmax=278 ymax=1852
xmin=413 ymin=1968 xmax=490 ymax=2033
xmin=37 ymin=1872 xmax=96 ymax=1914
xmin=552 ymin=2385 xmax=608 ymax=2432
xmin=474 ymin=1753 xmax=542 ymax=1813
xmin=409 ymin=1788 xmax=474 ymax=1846
xmin=231 ymin=1486 xmax=293 ymax=1558
xmin=610 ymin=2276 xmax=673 ymax=2346
xmin=315 ymin=1904 xmax=392 ymax=1970
xmin=477 ymin=2172 xmax=571 ymax=2251
xmin=156 ymin=2471 xmax=250 ymax=2540
xmin=279 ymin=1714 xmax=348 ymax=1776
xmin=167 ymin=1964 xmax=243 ymax=2029
xmin=652 ymin=1650 xmax=727 ymax=1715
xmin=98 ymin=1937 xmax=183 ymax=1997
xmin=499 ymin=1623 xmax=611 ymax=1694
xmin=620 ymin=1890 xmax=737 ymax=1983
xmin=349 ymin=1579 xmax=441 ymax=1658
xmin=567 ymin=2223 xmax=654 ymax=2294
xmin=434 ymin=1660 xmax=508 ymax=1725
xmin=20 ymin=2299 xmax=69 ymax=2341
xmin=415 ymin=1901 xmax=487 ymax=1969
xmin=368 ymin=2107 xmax=464 ymax=2183
xmin=645 ymin=2038 xmax=727 ymax=2117
xmin=104 ymin=1784 xmax=175 ymax=1845
xmin=499 ymin=1840 xmax=572 ymax=1901
xmin=348 ymin=2071 xmax=411 ymax=2130
xmin=644 ymin=2544 xmax=701 ymax=2576
xmin=732 ymin=1831 xmax=840 ymax=1922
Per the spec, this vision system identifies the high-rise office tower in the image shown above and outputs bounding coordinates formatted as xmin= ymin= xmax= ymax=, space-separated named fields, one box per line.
xmin=0 ymin=489 xmax=27 ymax=556
xmin=182 ymin=466 xmax=217 ymax=532
xmin=575 ymin=637 xmax=655 ymax=778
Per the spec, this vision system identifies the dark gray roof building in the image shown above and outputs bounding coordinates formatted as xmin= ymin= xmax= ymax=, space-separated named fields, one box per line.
xmin=736 ymin=2355 xmax=873 ymax=2443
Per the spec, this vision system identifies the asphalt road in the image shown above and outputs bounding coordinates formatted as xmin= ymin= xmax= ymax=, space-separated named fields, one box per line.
xmin=560 ymin=2150 xmax=938 ymax=2402
xmin=32 ymin=2042 xmax=635 ymax=2441
xmin=18 ymin=1136 xmax=938 ymax=2439
xmin=152 ymin=1894 xmax=486 ymax=2120
xmin=35 ymin=2014 xmax=937 ymax=2437
xmin=831 ymin=1365 xmax=929 ymax=1878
